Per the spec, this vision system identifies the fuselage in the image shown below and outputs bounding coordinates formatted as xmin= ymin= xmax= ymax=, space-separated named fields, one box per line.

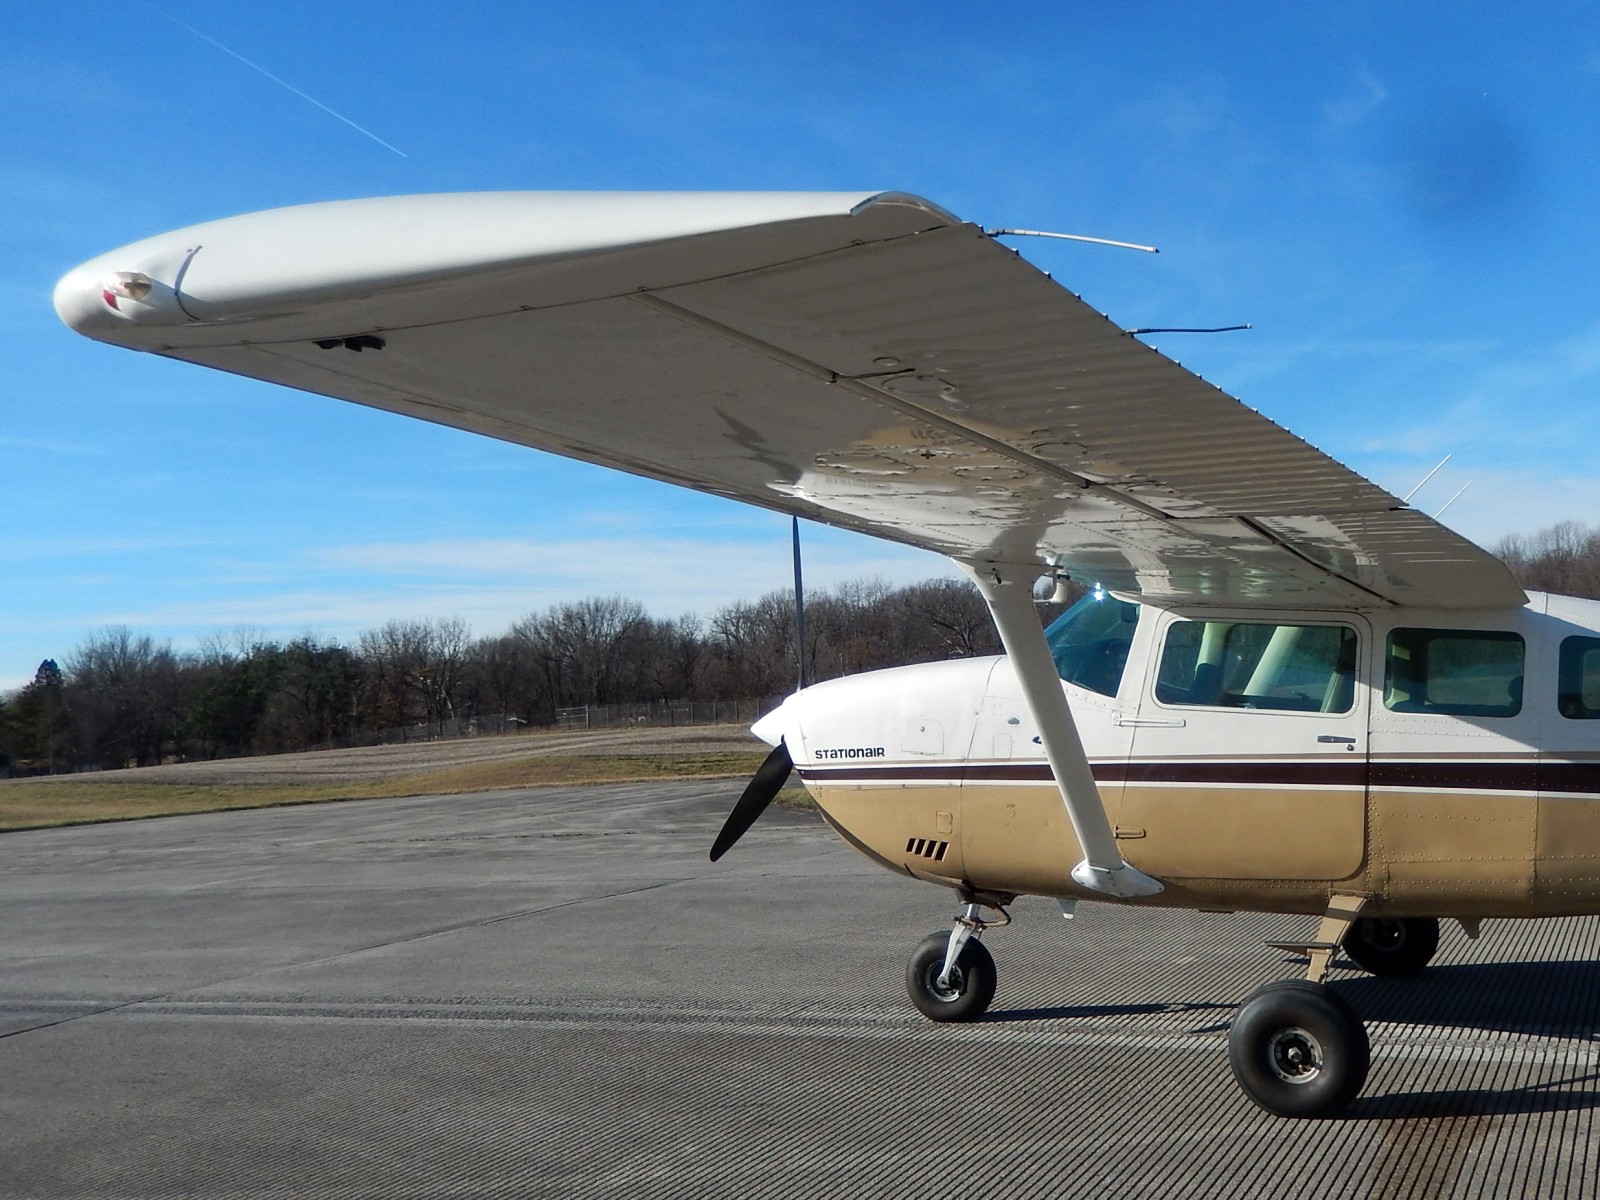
xmin=755 ymin=590 xmax=1600 ymax=920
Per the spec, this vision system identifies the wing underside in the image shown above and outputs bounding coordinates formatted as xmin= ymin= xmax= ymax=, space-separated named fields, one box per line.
xmin=56 ymin=189 xmax=1524 ymax=611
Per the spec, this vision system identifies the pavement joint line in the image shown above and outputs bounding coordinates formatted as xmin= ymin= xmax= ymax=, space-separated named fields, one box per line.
xmin=18 ymin=994 xmax=1600 ymax=1069
xmin=0 ymin=877 xmax=692 ymax=1043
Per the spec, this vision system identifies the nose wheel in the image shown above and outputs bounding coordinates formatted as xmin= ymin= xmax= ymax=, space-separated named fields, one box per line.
xmin=906 ymin=932 xmax=997 ymax=1021
xmin=905 ymin=900 xmax=1006 ymax=1022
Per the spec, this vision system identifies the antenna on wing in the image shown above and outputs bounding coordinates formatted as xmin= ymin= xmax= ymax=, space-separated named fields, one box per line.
xmin=986 ymin=228 xmax=1159 ymax=254
xmin=792 ymin=516 xmax=807 ymax=691
xmin=1127 ymin=324 xmax=1251 ymax=336
xmin=1403 ymin=454 xmax=1452 ymax=503
xmin=1434 ymin=482 xmax=1472 ymax=519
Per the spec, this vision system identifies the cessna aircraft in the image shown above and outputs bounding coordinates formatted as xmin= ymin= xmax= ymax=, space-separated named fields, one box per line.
xmin=55 ymin=191 xmax=1600 ymax=1118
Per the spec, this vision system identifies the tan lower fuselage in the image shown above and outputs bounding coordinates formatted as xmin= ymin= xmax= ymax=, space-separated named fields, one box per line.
xmin=801 ymin=757 xmax=1600 ymax=920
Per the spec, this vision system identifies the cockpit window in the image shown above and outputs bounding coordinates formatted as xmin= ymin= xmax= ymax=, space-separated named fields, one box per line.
xmin=1044 ymin=591 xmax=1139 ymax=697
xmin=1156 ymin=619 xmax=1358 ymax=713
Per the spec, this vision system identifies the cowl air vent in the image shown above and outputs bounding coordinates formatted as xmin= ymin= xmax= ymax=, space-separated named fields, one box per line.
xmin=905 ymin=837 xmax=950 ymax=862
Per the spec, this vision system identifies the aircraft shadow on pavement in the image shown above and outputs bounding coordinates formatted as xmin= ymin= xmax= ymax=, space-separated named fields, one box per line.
xmin=982 ymin=1000 xmax=1233 ymax=1023
xmin=1334 ymin=958 xmax=1600 ymax=1118
xmin=1352 ymin=1077 xmax=1600 ymax=1120
xmin=1331 ymin=958 xmax=1600 ymax=1039
xmin=980 ymin=958 xmax=1600 ymax=1118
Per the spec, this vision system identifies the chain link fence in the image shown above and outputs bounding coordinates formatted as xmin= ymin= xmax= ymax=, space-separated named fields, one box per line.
xmin=321 ymin=696 xmax=786 ymax=749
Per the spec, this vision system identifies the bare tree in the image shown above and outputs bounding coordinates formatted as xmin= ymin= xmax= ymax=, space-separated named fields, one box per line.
xmin=66 ymin=627 xmax=184 ymax=768
xmin=1496 ymin=521 xmax=1600 ymax=599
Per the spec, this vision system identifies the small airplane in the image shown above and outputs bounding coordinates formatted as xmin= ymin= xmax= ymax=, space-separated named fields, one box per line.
xmin=55 ymin=190 xmax=1600 ymax=1118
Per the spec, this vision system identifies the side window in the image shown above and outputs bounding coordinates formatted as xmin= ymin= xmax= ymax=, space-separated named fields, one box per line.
xmin=1384 ymin=628 xmax=1524 ymax=717
xmin=1559 ymin=636 xmax=1600 ymax=719
xmin=1156 ymin=620 xmax=1357 ymax=713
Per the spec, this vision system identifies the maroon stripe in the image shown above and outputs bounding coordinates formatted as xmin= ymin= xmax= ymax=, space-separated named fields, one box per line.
xmin=796 ymin=759 xmax=1600 ymax=796
xmin=1111 ymin=760 xmax=1368 ymax=787
xmin=1545 ymin=763 xmax=1600 ymax=794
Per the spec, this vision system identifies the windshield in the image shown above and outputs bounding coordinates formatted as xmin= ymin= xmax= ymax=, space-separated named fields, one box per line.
xmin=1044 ymin=591 xmax=1140 ymax=697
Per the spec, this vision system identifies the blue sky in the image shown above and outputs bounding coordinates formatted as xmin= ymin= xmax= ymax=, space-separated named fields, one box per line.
xmin=7 ymin=3 xmax=1600 ymax=689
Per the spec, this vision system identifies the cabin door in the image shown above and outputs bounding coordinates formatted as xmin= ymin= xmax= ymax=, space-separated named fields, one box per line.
xmin=1116 ymin=610 xmax=1370 ymax=882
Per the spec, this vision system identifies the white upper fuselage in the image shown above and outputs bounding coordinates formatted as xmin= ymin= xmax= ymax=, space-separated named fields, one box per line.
xmin=762 ymin=592 xmax=1600 ymax=772
xmin=755 ymin=590 xmax=1600 ymax=916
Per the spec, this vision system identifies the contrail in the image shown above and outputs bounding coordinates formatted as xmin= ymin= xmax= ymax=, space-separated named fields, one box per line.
xmin=148 ymin=6 xmax=408 ymax=158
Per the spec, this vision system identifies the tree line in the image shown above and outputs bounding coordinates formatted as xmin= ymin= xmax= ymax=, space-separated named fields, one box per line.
xmin=0 ymin=577 xmax=1008 ymax=775
xmin=6 ymin=520 xmax=1594 ymax=776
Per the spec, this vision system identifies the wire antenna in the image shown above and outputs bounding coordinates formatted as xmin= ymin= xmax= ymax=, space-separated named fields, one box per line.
xmin=1403 ymin=454 xmax=1452 ymax=503
xmin=986 ymin=228 xmax=1159 ymax=254
xmin=1128 ymin=324 xmax=1251 ymax=336
xmin=1434 ymin=482 xmax=1472 ymax=519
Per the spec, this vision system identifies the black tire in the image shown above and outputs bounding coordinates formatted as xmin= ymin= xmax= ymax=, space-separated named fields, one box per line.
xmin=1228 ymin=979 xmax=1370 ymax=1118
xmin=905 ymin=932 xmax=997 ymax=1022
xmin=1342 ymin=916 xmax=1440 ymax=977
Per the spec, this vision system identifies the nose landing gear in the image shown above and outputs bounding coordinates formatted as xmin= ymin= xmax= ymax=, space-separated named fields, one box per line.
xmin=905 ymin=897 xmax=1008 ymax=1022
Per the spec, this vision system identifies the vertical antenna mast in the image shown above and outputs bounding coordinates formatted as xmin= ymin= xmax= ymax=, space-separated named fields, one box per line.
xmin=792 ymin=517 xmax=807 ymax=691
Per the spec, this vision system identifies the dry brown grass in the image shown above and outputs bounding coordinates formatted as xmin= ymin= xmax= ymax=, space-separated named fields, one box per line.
xmin=0 ymin=745 xmax=770 ymax=833
xmin=774 ymin=786 xmax=817 ymax=811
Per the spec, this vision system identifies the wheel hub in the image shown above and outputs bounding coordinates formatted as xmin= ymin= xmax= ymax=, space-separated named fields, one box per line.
xmin=1267 ymin=1026 xmax=1324 ymax=1084
xmin=1361 ymin=919 xmax=1406 ymax=953
xmin=928 ymin=964 xmax=964 ymax=1002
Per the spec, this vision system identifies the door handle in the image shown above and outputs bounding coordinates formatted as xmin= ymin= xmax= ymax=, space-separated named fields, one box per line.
xmin=1115 ymin=715 xmax=1187 ymax=728
xmin=1317 ymin=735 xmax=1357 ymax=745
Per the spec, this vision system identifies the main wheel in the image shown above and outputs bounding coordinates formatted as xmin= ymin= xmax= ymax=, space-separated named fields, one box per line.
xmin=905 ymin=931 xmax=997 ymax=1022
xmin=1228 ymin=980 xmax=1370 ymax=1118
xmin=1342 ymin=916 xmax=1440 ymax=977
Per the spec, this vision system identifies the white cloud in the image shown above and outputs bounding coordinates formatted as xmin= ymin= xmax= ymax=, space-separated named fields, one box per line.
xmin=1426 ymin=467 xmax=1600 ymax=548
xmin=2 ymin=529 xmax=960 ymax=665
xmin=1352 ymin=319 xmax=1600 ymax=462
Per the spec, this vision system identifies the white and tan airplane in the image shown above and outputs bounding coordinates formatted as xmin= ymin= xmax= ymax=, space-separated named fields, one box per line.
xmin=56 ymin=191 xmax=1600 ymax=1117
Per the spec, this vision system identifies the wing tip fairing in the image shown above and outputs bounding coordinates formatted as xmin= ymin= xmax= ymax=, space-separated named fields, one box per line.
xmin=55 ymin=189 xmax=956 ymax=349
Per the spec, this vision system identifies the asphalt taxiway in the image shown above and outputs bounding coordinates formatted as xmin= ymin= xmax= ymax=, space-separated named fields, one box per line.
xmin=4 ymin=780 xmax=1600 ymax=1198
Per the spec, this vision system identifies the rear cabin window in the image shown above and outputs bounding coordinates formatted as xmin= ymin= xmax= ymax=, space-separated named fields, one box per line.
xmin=1045 ymin=591 xmax=1139 ymax=697
xmin=1384 ymin=628 xmax=1524 ymax=717
xmin=1558 ymin=636 xmax=1600 ymax=719
xmin=1155 ymin=620 xmax=1357 ymax=713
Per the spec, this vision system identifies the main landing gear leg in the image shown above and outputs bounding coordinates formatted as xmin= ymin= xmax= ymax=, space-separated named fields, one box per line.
xmin=1230 ymin=893 xmax=1372 ymax=1118
xmin=905 ymin=894 xmax=1008 ymax=1022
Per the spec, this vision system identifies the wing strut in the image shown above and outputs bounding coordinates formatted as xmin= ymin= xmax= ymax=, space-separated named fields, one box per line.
xmin=959 ymin=561 xmax=1163 ymax=900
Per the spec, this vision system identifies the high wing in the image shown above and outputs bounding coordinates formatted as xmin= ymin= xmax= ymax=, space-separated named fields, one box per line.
xmin=56 ymin=190 xmax=1524 ymax=611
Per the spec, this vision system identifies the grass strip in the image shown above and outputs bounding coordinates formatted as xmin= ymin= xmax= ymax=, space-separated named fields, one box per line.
xmin=0 ymin=751 xmax=770 ymax=833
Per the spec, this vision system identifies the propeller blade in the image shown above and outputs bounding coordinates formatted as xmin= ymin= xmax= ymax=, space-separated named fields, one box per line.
xmin=710 ymin=740 xmax=794 ymax=862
